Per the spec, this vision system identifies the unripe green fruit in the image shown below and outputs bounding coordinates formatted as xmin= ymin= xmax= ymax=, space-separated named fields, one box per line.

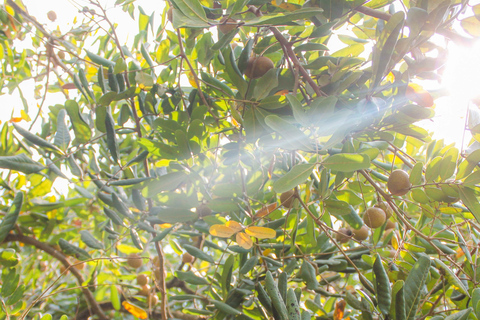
xmin=352 ymin=225 xmax=369 ymax=241
xmin=387 ymin=169 xmax=411 ymax=196
xmin=363 ymin=207 xmax=386 ymax=229
xmin=280 ymin=190 xmax=295 ymax=208
xmin=336 ymin=228 xmax=352 ymax=243
xmin=244 ymin=56 xmax=274 ymax=79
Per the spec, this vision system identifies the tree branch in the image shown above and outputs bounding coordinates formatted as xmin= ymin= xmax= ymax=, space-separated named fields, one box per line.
xmin=3 ymin=234 xmax=108 ymax=320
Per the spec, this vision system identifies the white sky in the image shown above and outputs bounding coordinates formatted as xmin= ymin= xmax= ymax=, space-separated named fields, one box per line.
xmin=0 ymin=0 xmax=478 ymax=150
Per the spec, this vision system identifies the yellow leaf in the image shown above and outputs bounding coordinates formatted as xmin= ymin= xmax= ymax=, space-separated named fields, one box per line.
xmin=245 ymin=226 xmax=276 ymax=239
xmin=255 ymin=203 xmax=278 ymax=218
xmin=236 ymin=232 xmax=253 ymax=249
xmin=438 ymin=207 xmax=462 ymax=214
xmin=20 ymin=110 xmax=31 ymax=121
xmin=226 ymin=220 xmax=243 ymax=233
xmin=187 ymin=71 xmax=198 ymax=88
xmin=122 ymin=301 xmax=148 ymax=319
xmin=5 ymin=5 xmax=14 ymax=16
xmin=209 ymin=224 xmax=235 ymax=238
xmin=159 ymin=223 xmax=172 ymax=228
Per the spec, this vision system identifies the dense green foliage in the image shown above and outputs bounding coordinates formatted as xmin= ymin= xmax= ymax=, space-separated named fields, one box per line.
xmin=1 ymin=0 xmax=480 ymax=319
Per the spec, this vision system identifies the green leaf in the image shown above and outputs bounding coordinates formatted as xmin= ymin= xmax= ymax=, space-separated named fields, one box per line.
xmin=373 ymin=254 xmax=391 ymax=315
xmin=105 ymin=108 xmax=119 ymax=163
xmin=273 ymin=163 xmax=316 ymax=193
xmin=65 ymin=100 xmax=92 ymax=144
xmin=152 ymin=207 xmax=198 ymax=223
xmin=211 ymin=300 xmax=242 ymax=315
xmin=151 ymin=226 xmax=174 ymax=242
xmin=130 ymin=228 xmax=143 ymax=250
xmin=434 ymin=259 xmax=469 ymax=296
xmin=0 ymin=192 xmax=23 ymax=243
xmin=54 ymin=109 xmax=70 ymax=151
xmin=252 ymin=68 xmax=278 ymax=100
xmin=212 ymin=28 xmax=238 ymax=51
xmin=108 ymin=177 xmax=151 ymax=186
xmin=294 ymin=43 xmax=329 ymax=52
xmin=372 ymin=11 xmax=405 ymax=87
xmin=176 ymin=270 xmax=210 ymax=285
xmin=183 ymin=244 xmax=214 ymax=263
xmin=444 ymin=308 xmax=472 ymax=320
xmin=264 ymin=115 xmax=313 ymax=151
xmin=458 ymin=186 xmax=480 ymax=223
xmin=13 ymin=123 xmax=62 ymax=154
xmin=146 ymin=171 xmax=188 ymax=197
xmin=171 ymin=0 xmax=208 ymax=23
xmin=244 ymin=8 xmax=323 ymax=26
xmin=472 ymin=288 xmax=480 ymax=319
xmin=58 ymin=239 xmax=91 ymax=261
xmin=6 ymin=284 xmax=25 ymax=305
xmin=322 ymin=154 xmax=370 ymax=172
xmin=1 ymin=269 xmax=19 ymax=297
xmin=404 ymin=255 xmax=430 ymax=320
xmin=409 ymin=162 xmax=423 ymax=185
xmin=201 ymin=71 xmax=234 ymax=97
xmin=80 ymin=230 xmax=104 ymax=250
xmin=439 ymin=148 xmax=458 ymax=180
xmin=110 ymin=285 xmax=120 ymax=310
xmin=86 ymin=50 xmax=115 ymax=68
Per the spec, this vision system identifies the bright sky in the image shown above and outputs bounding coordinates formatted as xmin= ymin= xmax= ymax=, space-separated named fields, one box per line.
xmin=1 ymin=0 xmax=479 ymax=150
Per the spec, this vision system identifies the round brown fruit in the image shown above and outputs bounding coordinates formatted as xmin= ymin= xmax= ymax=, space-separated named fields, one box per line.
xmin=387 ymin=169 xmax=411 ymax=196
xmin=280 ymin=190 xmax=295 ymax=208
xmin=375 ymin=201 xmax=393 ymax=219
xmin=138 ymin=284 xmax=151 ymax=296
xmin=167 ymin=8 xmax=173 ymax=23
xmin=57 ymin=51 xmax=65 ymax=60
xmin=352 ymin=226 xmax=369 ymax=241
xmin=126 ymin=253 xmax=143 ymax=269
xmin=47 ymin=11 xmax=57 ymax=22
xmin=336 ymin=228 xmax=353 ymax=243
xmin=148 ymin=294 xmax=159 ymax=306
xmin=152 ymin=256 xmax=160 ymax=267
xmin=385 ymin=219 xmax=396 ymax=230
xmin=39 ymin=261 xmax=47 ymax=271
xmin=137 ymin=274 xmax=149 ymax=286
xmin=244 ymin=56 xmax=274 ymax=79
xmin=218 ymin=17 xmax=237 ymax=34
xmin=383 ymin=228 xmax=394 ymax=244
xmin=196 ymin=204 xmax=212 ymax=217
xmin=363 ymin=207 xmax=386 ymax=229
xmin=182 ymin=253 xmax=194 ymax=264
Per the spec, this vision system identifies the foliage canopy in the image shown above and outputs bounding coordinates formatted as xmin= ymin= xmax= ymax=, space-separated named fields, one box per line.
xmin=1 ymin=0 xmax=480 ymax=319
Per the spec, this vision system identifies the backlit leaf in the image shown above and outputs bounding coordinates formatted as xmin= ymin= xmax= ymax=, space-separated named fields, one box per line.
xmin=236 ymin=232 xmax=253 ymax=249
xmin=245 ymin=226 xmax=276 ymax=239
xmin=209 ymin=224 xmax=235 ymax=238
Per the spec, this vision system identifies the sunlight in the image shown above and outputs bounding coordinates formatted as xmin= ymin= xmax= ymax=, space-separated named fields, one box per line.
xmin=423 ymin=41 xmax=480 ymax=147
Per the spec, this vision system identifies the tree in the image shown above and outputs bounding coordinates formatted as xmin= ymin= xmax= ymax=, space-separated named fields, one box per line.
xmin=0 ymin=0 xmax=480 ymax=319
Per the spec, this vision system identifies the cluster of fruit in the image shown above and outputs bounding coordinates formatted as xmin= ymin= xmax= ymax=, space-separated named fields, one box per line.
xmin=279 ymin=169 xmax=411 ymax=245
